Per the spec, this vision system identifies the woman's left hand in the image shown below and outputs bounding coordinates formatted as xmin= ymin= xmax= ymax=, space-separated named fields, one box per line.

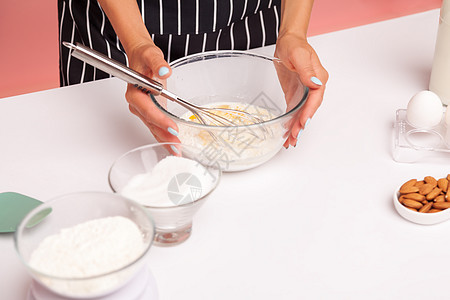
xmin=275 ymin=32 xmax=328 ymax=148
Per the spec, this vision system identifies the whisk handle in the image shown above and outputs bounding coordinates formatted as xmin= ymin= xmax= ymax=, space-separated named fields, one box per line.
xmin=63 ymin=42 xmax=164 ymax=95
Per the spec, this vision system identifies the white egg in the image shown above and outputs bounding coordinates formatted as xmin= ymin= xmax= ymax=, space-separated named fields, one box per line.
xmin=406 ymin=90 xmax=443 ymax=128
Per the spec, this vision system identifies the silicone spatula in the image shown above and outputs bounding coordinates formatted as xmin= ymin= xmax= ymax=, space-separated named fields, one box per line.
xmin=0 ymin=192 xmax=50 ymax=233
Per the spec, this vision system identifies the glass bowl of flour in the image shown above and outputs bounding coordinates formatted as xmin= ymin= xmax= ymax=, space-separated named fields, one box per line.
xmin=108 ymin=143 xmax=221 ymax=247
xmin=151 ymin=50 xmax=309 ymax=172
xmin=14 ymin=192 xmax=155 ymax=298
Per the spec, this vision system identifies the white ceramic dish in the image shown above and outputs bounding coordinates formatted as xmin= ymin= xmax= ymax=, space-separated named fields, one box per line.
xmin=393 ymin=186 xmax=450 ymax=225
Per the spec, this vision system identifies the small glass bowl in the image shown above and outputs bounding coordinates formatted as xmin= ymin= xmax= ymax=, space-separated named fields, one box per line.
xmin=152 ymin=50 xmax=309 ymax=172
xmin=108 ymin=143 xmax=221 ymax=246
xmin=14 ymin=192 xmax=155 ymax=298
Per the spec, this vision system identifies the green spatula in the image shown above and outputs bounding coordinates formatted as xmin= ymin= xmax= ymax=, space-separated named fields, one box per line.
xmin=0 ymin=192 xmax=51 ymax=233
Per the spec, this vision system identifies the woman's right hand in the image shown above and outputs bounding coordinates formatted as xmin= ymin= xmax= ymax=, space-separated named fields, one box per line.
xmin=125 ymin=41 xmax=180 ymax=143
xmin=96 ymin=1 xmax=179 ymax=142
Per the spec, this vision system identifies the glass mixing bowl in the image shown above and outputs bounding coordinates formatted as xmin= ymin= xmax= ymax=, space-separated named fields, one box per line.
xmin=14 ymin=192 xmax=155 ymax=298
xmin=108 ymin=143 xmax=221 ymax=247
xmin=151 ymin=50 xmax=309 ymax=172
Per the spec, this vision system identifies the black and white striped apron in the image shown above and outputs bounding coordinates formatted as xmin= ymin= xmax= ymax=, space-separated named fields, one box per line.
xmin=58 ymin=0 xmax=282 ymax=86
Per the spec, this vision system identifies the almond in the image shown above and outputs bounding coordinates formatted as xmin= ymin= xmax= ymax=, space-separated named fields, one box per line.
xmin=403 ymin=193 xmax=426 ymax=201
xmin=414 ymin=180 xmax=425 ymax=188
xmin=419 ymin=183 xmax=434 ymax=195
xmin=424 ymin=176 xmax=438 ymax=187
xmin=433 ymin=202 xmax=450 ymax=210
xmin=399 ymin=186 xmax=420 ymax=194
xmin=403 ymin=199 xmax=423 ymax=209
xmin=438 ymin=178 xmax=449 ymax=193
xmin=398 ymin=195 xmax=407 ymax=204
xmin=434 ymin=195 xmax=445 ymax=203
xmin=400 ymin=179 xmax=417 ymax=190
xmin=399 ymin=176 xmax=450 ymax=214
xmin=426 ymin=187 xmax=442 ymax=201
xmin=419 ymin=202 xmax=433 ymax=213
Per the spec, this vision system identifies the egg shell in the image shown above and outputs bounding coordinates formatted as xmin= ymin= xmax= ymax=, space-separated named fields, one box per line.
xmin=406 ymin=90 xmax=443 ymax=128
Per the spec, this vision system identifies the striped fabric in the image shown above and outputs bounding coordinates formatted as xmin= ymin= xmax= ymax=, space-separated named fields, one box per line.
xmin=58 ymin=0 xmax=281 ymax=86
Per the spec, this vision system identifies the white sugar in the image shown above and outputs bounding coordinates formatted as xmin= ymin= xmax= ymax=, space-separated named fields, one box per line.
xmin=121 ymin=156 xmax=214 ymax=207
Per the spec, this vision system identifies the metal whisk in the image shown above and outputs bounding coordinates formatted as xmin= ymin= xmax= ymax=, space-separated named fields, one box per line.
xmin=63 ymin=42 xmax=266 ymax=128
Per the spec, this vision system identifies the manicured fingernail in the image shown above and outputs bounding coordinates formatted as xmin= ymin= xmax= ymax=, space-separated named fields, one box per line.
xmin=170 ymin=145 xmax=179 ymax=154
xmin=296 ymin=129 xmax=303 ymax=140
xmin=305 ymin=118 xmax=311 ymax=128
xmin=296 ymin=118 xmax=310 ymax=140
xmin=311 ymin=76 xmax=322 ymax=86
xmin=158 ymin=66 xmax=169 ymax=77
xmin=168 ymin=127 xmax=178 ymax=136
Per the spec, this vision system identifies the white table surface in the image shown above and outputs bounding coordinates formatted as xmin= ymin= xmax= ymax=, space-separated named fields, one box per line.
xmin=1 ymin=9 xmax=449 ymax=300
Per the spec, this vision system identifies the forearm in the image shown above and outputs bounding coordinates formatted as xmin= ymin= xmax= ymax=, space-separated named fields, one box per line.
xmin=279 ymin=0 xmax=314 ymax=39
xmin=97 ymin=0 xmax=152 ymax=54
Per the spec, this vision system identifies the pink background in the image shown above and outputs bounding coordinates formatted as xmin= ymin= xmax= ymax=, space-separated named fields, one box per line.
xmin=0 ymin=0 xmax=442 ymax=98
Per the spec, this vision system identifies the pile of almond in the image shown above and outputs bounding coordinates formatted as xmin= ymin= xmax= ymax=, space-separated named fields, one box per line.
xmin=399 ymin=175 xmax=450 ymax=213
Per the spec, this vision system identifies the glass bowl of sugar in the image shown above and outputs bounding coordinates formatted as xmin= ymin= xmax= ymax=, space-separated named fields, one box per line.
xmin=108 ymin=143 xmax=221 ymax=247
xmin=14 ymin=192 xmax=155 ymax=298
xmin=151 ymin=50 xmax=309 ymax=172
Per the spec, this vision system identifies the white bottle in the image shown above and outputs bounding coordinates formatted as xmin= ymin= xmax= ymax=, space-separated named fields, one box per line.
xmin=430 ymin=0 xmax=450 ymax=106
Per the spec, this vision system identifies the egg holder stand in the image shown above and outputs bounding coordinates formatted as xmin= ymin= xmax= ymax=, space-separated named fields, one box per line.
xmin=27 ymin=265 xmax=158 ymax=300
xmin=393 ymin=109 xmax=450 ymax=163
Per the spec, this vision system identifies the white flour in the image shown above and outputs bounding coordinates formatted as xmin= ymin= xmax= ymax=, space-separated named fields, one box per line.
xmin=29 ymin=216 xmax=145 ymax=296
xmin=121 ymin=156 xmax=214 ymax=207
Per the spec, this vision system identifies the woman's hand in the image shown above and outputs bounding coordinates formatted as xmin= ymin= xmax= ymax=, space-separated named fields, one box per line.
xmin=97 ymin=0 xmax=180 ymax=143
xmin=275 ymin=32 xmax=328 ymax=148
xmin=125 ymin=41 xmax=181 ymax=143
